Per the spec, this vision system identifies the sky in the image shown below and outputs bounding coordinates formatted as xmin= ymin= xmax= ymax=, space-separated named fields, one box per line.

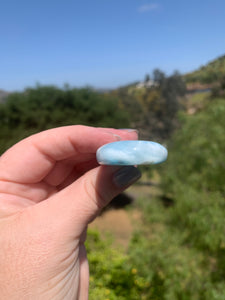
xmin=1 ymin=0 xmax=225 ymax=91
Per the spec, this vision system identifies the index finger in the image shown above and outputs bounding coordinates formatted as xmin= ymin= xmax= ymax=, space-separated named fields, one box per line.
xmin=0 ymin=126 xmax=138 ymax=183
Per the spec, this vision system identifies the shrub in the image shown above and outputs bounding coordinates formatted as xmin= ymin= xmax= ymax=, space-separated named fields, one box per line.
xmin=161 ymin=98 xmax=225 ymax=195
xmin=0 ymin=86 xmax=130 ymax=154
xmin=86 ymin=230 xmax=149 ymax=300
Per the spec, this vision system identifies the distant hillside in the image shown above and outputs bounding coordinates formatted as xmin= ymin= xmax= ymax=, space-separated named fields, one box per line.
xmin=0 ymin=90 xmax=9 ymax=102
xmin=185 ymin=54 xmax=225 ymax=86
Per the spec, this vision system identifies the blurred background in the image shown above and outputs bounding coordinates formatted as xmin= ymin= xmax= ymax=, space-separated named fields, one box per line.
xmin=1 ymin=0 xmax=225 ymax=299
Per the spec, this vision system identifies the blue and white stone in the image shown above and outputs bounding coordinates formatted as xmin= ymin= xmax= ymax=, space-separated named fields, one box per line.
xmin=96 ymin=140 xmax=168 ymax=165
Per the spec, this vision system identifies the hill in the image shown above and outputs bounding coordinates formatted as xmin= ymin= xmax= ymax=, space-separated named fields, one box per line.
xmin=184 ymin=54 xmax=225 ymax=86
xmin=0 ymin=89 xmax=9 ymax=102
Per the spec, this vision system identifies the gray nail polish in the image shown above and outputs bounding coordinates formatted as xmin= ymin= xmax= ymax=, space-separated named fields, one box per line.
xmin=119 ymin=129 xmax=139 ymax=134
xmin=105 ymin=131 xmax=121 ymax=141
xmin=113 ymin=166 xmax=141 ymax=188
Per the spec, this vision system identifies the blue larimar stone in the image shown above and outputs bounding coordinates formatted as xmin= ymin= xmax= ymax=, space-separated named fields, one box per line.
xmin=96 ymin=140 xmax=168 ymax=165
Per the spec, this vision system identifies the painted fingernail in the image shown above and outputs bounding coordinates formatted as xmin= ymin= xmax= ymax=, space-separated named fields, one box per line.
xmin=104 ymin=131 xmax=121 ymax=141
xmin=119 ymin=129 xmax=139 ymax=134
xmin=113 ymin=166 xmax=141 ymax=188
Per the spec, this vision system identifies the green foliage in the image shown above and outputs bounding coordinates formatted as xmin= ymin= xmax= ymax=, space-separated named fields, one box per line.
xmin=186 ymin=91 xmax=210 ymax=108
xmin=185 ymin=55 xmax=225 ymax=84
xmin=161 ymin=98 xmax=225 ymax=194
xmin=125 ymin=97 xmax=225 ymax=299
xmin=167 ymin=186 xmax=225 ymax=253
xmin=113 ymin=70 xmax=186 ymax=141
xmin=86 ymin=96 xmax=225 ymax=300
xmin=87 ymin=190 xmax=225 ymax=299
xmin=1 ymin=73 xmax=224 ymax=299
xmin=86 ymin=230 xmax=149 ymax=300
xmin=157 ymin=70 xmax=186 ymax=137
xmin=129 ymin=192 xmax=225 ymax=300
xmin=0 ymin=86 xmax=130 ymax=154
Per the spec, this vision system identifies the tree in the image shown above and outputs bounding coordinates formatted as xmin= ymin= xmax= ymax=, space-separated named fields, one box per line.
xmin=144 ymin=74 xmax=150 ymax=83
xmin=152 ymin=68 xmax=165 ymax=85
xmin=0 ymin=86 xmax=130 ymax=154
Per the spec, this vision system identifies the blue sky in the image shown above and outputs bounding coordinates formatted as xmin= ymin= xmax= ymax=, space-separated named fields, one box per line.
xmin=1 ymin=0 xmax=225 ymax=91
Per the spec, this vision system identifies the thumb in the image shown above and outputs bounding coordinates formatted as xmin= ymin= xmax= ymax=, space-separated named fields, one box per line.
xmin=36 ymin=166 xmax=141 ymax=238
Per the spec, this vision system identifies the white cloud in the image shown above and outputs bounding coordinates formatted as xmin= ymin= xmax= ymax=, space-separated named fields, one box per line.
xmin=138 ymin=3 xmax=160 ymax=13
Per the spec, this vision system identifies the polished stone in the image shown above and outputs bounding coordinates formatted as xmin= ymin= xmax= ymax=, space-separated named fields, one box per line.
xmin=96 ymin=140 xmax=168 ymax=165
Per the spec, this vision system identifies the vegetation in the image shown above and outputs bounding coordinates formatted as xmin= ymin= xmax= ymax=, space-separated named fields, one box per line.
xmin=161 ymin=98 xmax=225 ymax=195
xmin=0 ymin=85 xmax=129 ymax=154
xmin=0 ymin=70 xmax=185 ymax=154
xmin=185 ymin=54 xmax=225 ymax=85
xmin=111 ymin=69 xmax=186 ymax=141
xmin=1 ymin=59 xmax=225 ymax=299
xmin=87 ymin=96 xmax=225 ymax=299
xmin=86 ymin=230 xmax=150 ymax=300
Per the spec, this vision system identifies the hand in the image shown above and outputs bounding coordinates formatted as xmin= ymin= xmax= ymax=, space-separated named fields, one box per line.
xmin=0 ymin=126 xmax=141 ymax=300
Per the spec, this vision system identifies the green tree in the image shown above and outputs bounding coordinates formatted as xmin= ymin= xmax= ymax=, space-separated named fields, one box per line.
xmin=0 ymin=86 xmax=130 ymax=154
xmin=152 ymin=68 xmax=165 ymax=85
xmin=161 ymin=98 xmax=225 ymax=195
xmin=144 ymin=74 xmax=150 ymax=83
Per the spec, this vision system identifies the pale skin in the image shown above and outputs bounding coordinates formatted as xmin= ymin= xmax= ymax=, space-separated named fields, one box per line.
xmin=0 ymin=126 xmax=140 ymax=300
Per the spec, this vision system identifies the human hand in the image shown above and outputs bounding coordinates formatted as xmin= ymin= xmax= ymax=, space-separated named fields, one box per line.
xmin=0 ymin=126 xmax=141 ymax=300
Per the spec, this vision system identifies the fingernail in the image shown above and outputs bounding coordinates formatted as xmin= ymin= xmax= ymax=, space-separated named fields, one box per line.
xmin=113 ymin=166 xmax=141 ymax=188
xmin=119 ymin=129 xmax=139 ymax=134
xmin=105 ymin=131 xmax=121 ymax=141
xmin=113 ymin=134 xmax=121 ymax=141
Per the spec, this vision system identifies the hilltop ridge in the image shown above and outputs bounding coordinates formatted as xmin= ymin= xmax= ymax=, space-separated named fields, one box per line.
xmin=184 ymin=54 xmax=225 ymax=85
xmin=114 ymin=54 xmax=225 ymax=94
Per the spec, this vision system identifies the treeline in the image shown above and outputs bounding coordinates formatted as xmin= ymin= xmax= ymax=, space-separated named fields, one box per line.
xmin=111 ymin=69 xmax=186 ymax=140
xmin=0 ymin=70 xmax=186 ymax=153
xmin=0 ymin=86 xmax=130 ymax=154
